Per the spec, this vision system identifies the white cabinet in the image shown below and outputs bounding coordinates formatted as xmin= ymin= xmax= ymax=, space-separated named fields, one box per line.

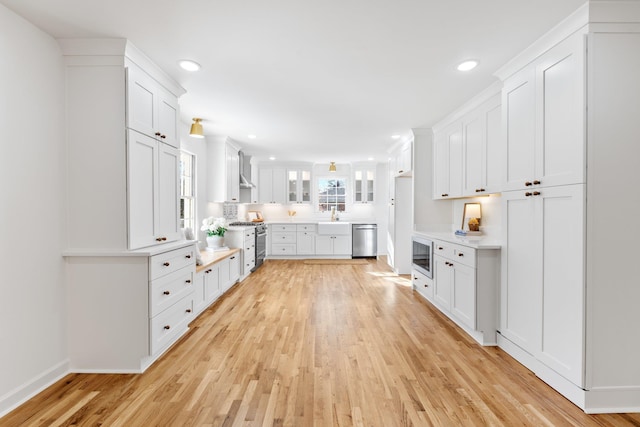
xmin=501 ymin=184 xmax=585 ymax=386
xmin=225 ymin=227 xmax=255 ymax=279
xmin=427 ymin=238 xmax=499 ymax=345
xmin=412 ymin=269 xmax=433 ymax=301
xmin=433 ymin=122 xmax=462 ymax=199
xmin=126 ymin=62 xmax=180 ymax=148
xmin=462 ymin=94 xmax=502 ymax=196
xmin=270 ymin=224 xmax=297 ymax=255
xmin=287 ymin=168 xmax=312 ymax=204
xmin=502 ymin=31 xmax=585 ymax=192
xmin=127 ymin=129 xmax=180 ymax=250
xmin=208 ymin=139 xmax=240 ymax=203
xmin=315 ymin=235 xmax=351 ymax=256
xmin=394 ymin=141 xmax=413 ymax=176
xmin=258 ymin=167 xmax=287 ymax=204
xmin=353 ymin=165 xmax=375 ymax=204
xmin=296 ymin=224 xmax=316 ymax=255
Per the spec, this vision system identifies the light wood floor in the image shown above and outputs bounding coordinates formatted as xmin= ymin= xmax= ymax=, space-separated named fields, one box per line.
xmin=3 ymin=259 xmax=640 ymax=426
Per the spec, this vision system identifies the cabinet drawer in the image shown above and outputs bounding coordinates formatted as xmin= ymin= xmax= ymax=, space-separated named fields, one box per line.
xmin=413 ymin=269 xmax=434 ymax=300
xmin=243 ymin=229 xmax=255 ymax=240
xmin=150 ymin=246 xmax=195 ymax=280
xmin=149 ymin=294 xmax=193 ymax=355
xmin=150 ymin=266 xmax=195 ymax=317
xmin=272 ymin=232 xmax=296 ymax=244
xmin=452 ymin=247 xmax=476 ymax=268
xmin=296 ymin=224 xmax=316 ymax=232
xmin=272 ymin=244 xmax=296 ymax=255
xmin=271 ymin=224 xmax=296 ymax=232
xmin=433 ymin=241 xmax=455 ymax=259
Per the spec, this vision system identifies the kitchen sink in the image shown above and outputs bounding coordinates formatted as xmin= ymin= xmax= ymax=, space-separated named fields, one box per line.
xmin=317 ymin=222 xmax=351 ymax=235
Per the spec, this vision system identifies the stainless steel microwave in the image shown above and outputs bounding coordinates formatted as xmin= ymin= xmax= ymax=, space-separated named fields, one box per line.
xmin=412 ymin=235 xmax=433 ymax=279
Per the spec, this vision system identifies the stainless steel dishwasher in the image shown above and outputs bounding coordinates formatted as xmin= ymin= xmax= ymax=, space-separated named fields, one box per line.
xmin=352 ymin=224 xmax=377 ymax=258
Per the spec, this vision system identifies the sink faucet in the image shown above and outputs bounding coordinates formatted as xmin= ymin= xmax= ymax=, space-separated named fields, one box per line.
xmin=330 ymin=206 xmax=336 ymax=222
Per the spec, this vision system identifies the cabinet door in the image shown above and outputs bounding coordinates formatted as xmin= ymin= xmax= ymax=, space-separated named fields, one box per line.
xmin=158 ymin=90 xmax=179 ymax=148
xmin=462 ymin=111 xmax=485 ymax=196
xmin=433 ymin=257 xmax=452 ymax=310
xmin=538 ymin=185 xmax=585 ymax=387
xmin=500 ymin=190 xmax=541 ymax=354
xmin=485 ymin=99 xmax=502 ymax=193
xmin=333 ymin=236 xmax=351 ymax=255
xmin=287 ymin=170 xmax=298 ymax=203
xmin=300 ymin=170 xmax=311 ymax=202
xmin=128 ymin=130 xmax=158 ymax=249
xmin=448 ymin=127 xmax=463 ymax=198
xmin=535 ymin=33 xmax=585 ymax=188
xmin=219 ymin=258 xmax=231 ymax=292
xmin=226 ymin=148 xmax=239 ymax=202
xmin=451 ymin=262 xmax=476 ymax=329
xmin=126 ymin=65 xmax=158 ymax=138
xmin=271 ymin=168 xmax=287 ymax=204
xmin=193 ymin=271 xmax=208 ymax=315
xmin=502 ymin=67 xmax=536 ymax=191
xmin=229 ymin=253 xmax=240 ymax=283
xmin=433 ymin=132 xmax=450 ymax=199
xmin=315 ymin=235 xmax=333 ymax=255
xmin=158 ymin=143 xmax=181 ymax=243
xmin=258 ymin=168 xmax=273 ymax=203
xmin=297 ymin=232 xmax=315 ymax=255
xmin=205 ymin=264 xmax=221 ymax=303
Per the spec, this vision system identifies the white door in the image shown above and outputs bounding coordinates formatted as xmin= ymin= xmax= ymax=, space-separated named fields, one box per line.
xmin=451 ymin=263 xmax=476 ymax=329
xmin=433 ymin=133 xmax=450 ymax=199
xmin=297 ymin=232 xmax=315 ymax=255
xmin=271 ymin=168 xmax=287 ymax=204
xmin=462 ymin=111 xmax=485 ymax=196
xmin=127 ymin=130 xmax=158 ymax=249
xmin=157 ymin=90 xmax=179 ymax=148
xmin=158 ymin=143 xmax=181 ymax=244
xmin=538 ymin=184 xmax=585 ymax=387
xmin=434 ymin=257 xmax=452 ymax=310
xmin=205 ymin=264 xmax=221 ymax=303
xmin=315 ymin=236 xmax=333 ymax=255
xmin=500 ymin=190 xmax=541 ymax=354
xmin=333 ymin=236 xmax=351 ymax=255
xmin=258 ymin=168 xmax=273 ymax=203
xmin=126 ymin=65 xmax=157 ymax=138
xmin=502 ymin=67 xmax=536 ymax=191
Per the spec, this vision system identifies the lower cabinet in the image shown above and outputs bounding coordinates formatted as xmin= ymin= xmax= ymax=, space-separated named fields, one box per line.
xmin=423 ymin=238 xmax=500 ymax=346
xmin=225 ymin=228 xmax=255 ymax=279
xmin=193 ymin=249 xmax=241 ymax=316
xmin=315 ymin=235 xmax=351 ymax=255
xmin=66 ymin=243 xmax=196 ymax=373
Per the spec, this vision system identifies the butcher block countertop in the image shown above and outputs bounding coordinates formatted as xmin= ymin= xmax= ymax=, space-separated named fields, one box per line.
xmin=196 ymin=248 xmax=241 ymax=273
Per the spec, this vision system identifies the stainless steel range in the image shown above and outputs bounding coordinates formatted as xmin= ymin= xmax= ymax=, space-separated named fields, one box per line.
xmin=228 ymin=221 xmax=267 ymax=271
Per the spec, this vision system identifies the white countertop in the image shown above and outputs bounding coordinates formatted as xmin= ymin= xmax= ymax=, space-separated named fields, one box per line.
xmin=265 ymin=219 xmax=377 ymax=225
xmin=63 ymin=240 xmax=197 ymax=257
xmin=413 ymin=230 xmax=502 ymax=250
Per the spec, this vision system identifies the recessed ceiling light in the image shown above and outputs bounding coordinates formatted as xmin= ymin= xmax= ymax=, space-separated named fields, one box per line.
xmin=269 ymin=156 xmax=276 ymax=161
xmin=391 ymin=135 xmax=401 ymax=140
xmin=457 ymin=60 xmax=478 ymax=72
xmin=368 ymin=157 xmax=374 ymax=161
xmin=178 ymin=60 xmax=201 ymax=72
xmin=248 ymin=134 xmax=257 ymax=139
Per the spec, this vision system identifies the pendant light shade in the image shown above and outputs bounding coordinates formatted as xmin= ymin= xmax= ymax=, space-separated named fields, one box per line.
xmin=329 ymin=162 xmax=337 ymax=172
xmin=190 ymin=118 xmax=204 ymax=138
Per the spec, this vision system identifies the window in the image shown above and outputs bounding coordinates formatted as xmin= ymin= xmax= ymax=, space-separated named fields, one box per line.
xmin=317 ymin=176 xmax=347 ymax=212
xmin=180 ymin=151 xmax=196 ymax=231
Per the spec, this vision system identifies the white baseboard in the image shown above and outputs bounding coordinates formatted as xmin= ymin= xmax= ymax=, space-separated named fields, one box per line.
xmin=0 ymin=359 xmax=70 ymax=418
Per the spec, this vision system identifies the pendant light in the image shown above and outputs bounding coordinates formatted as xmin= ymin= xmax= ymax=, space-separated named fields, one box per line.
xmin=329 ymin=162 xmax=337 ymax=172
xmin=190 ymin=118 xmax=204 ymax=138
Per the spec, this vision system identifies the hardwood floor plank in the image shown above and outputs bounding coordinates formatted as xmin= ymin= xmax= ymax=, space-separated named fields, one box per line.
xmin=3 ymin=259 xmax=640 ymax=426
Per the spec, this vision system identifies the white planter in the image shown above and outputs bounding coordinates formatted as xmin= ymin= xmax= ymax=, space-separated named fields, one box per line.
xmin=206 ymin=235 xmax=225 ymax=249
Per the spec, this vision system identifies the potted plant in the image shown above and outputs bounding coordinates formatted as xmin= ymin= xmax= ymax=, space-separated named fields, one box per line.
xmin=201 ymin=217 xmax=227 ymax=250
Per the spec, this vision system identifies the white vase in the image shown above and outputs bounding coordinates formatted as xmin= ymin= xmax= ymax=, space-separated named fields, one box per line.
xmin=206 ymin=235 xmax=224 ymax=249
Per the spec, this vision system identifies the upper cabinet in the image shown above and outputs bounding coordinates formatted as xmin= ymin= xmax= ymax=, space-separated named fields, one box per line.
xmin=127 ymin=63 xmax=179 ymax=148
xmin=61 ymin=39 xmax=185 ymax=251
xmin=258 ymin=167 xmax=287 ymax=204
xmin=353 ymin=165 xmax=375 ymax=204
xmin=287 ymin=167 xmax=312 ymax=204
xmin=208 ymin=139 xmax=240 ymax=203
xmin=433 ymin=85 xmax=502 ymax=200
xmin=393 ymin=141 xmax=413 ymax=176
xmin=502 ymin=31 xmax=585 ymax=191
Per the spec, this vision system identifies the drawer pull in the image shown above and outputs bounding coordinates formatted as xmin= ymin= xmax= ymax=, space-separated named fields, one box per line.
xmin=525 ymin=192 xmax=533 ymax=197
xmin=156 ymin=237 xmax=163 ymax=242
xmin=185 ymin=280 xmax=191 ymax=284
xmin=185 ymin=255 xmax=192 ymax=259
xmin=163 ymin=291 xmax=170 ymax=295
xmin=186 ymin=309 xmax=192 ymax=313
xmin=398 ymin=170 xmax=404 ymax=174
xmin=163 ymin=262 xmax=170 ymax=266
xmin=164 ymin=325 xmax=171 ymax=330
xmin=533 ymin=191 xmax=541 ymax=196
xmin=424 ymin=284 xmax=429 ymax=288
xmin=205 ymin=269 xmax=212 ymax=273
xmin=525 ymin=181 xmax=533 ymax=186
xmin=438 ymin=247 xmax=443 ymax=250
xmin=458 ymin=253 xmax=464 ymax=257
xmin=160 ymin=134 xmax=166 ymax=139
xmin=230 ymin=256 xmax=236 ymax=259
xmin=441 ymin=193 xmax=448 ymax=197
xmin=155 ymin=132 xmax=161 ymax=136
xmin=475 ymin=188 xmax=485 ymax=193
xmin=533 ymin=180 xmax=541 ymax=185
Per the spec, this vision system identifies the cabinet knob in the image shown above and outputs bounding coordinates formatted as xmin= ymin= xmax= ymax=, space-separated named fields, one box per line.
xmin=230 ymin=256 xmax=235 ymax=259
xmin=163 ymin=290 xmax=170 ymax=295
xmin=525 ymin=192 xmax=533 ymax=197
xmin=156 ymin=237 xmax=164 ymax=242
xmin=185 ymin=280 xmax=191 ymax=283
xmin=424 ymin=284 xmax=429 ymax=288
xmin=438 ymin=247 xmax=443 ymax=250
xmin=441 ymin=193 xmax=449 ymax=197
xmin=160 ymin=134 xmax=166 ymax=139
xmin=205 ymin=269 xmax=211 ymax=273
xmin=533 ymin=180 xmax=541 ymax=185
xmin=533 ymin=191 xmax=541 ymax=196
xmin=458 ymin=253 xmax=464 ymax=257
xmin=525 ymin=181 xmax=533 ymax=186
xmin=186 ymin=255 xmax=191 ymax=259
xmin=164 ymin=325 xmax=171 ymax=330
xmin=475 ymin=188 xmax=485 ymax=193
xmin=155 ymin=132 xmax=161 ymax=136
xmin=163 ymin=262 xmax=170 ymax=266
xmin=186 ymin=309 xmax=192 ymax=313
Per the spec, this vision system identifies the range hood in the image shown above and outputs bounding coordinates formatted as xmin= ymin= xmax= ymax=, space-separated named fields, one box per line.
xmin=238 ymin=150 xmax=256 ymax=189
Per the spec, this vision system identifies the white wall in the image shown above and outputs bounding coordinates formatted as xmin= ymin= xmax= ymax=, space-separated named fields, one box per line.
xmin=0 ymin=4 xmax=67 ymax=416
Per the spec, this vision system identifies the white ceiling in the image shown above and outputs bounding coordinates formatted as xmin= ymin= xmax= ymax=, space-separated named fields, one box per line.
xmin=1 ymin=0 xmax=585 ymax=163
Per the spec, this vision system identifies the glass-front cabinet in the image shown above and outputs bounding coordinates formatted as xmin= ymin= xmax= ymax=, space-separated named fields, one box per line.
xmin=353 ymin=166 xmax=375 ymax=204
xmin=287 ymin=169 xmax=312 ymax=204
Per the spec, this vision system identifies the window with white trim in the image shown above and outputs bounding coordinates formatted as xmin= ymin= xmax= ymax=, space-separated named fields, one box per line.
xmin=317 ymin=176 xmax=347 ymax=212
xmin=180 ymin=151 xmax=196 ymax=231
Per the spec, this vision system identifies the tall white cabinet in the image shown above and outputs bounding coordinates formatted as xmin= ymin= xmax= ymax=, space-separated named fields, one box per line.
xmin=496 ymin=3 xmax=640 ymax=413
xmin=62 ymin=39 xmax=192 ymax=373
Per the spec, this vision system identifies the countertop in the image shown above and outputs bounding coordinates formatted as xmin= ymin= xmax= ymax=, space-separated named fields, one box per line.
xmin=196 ymin=248 xmax=241 ymax=273
xmin=413 ymin=230 xmax=502 ymax=250
xmin=264 ymin=219 xmax=377 ymax=225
